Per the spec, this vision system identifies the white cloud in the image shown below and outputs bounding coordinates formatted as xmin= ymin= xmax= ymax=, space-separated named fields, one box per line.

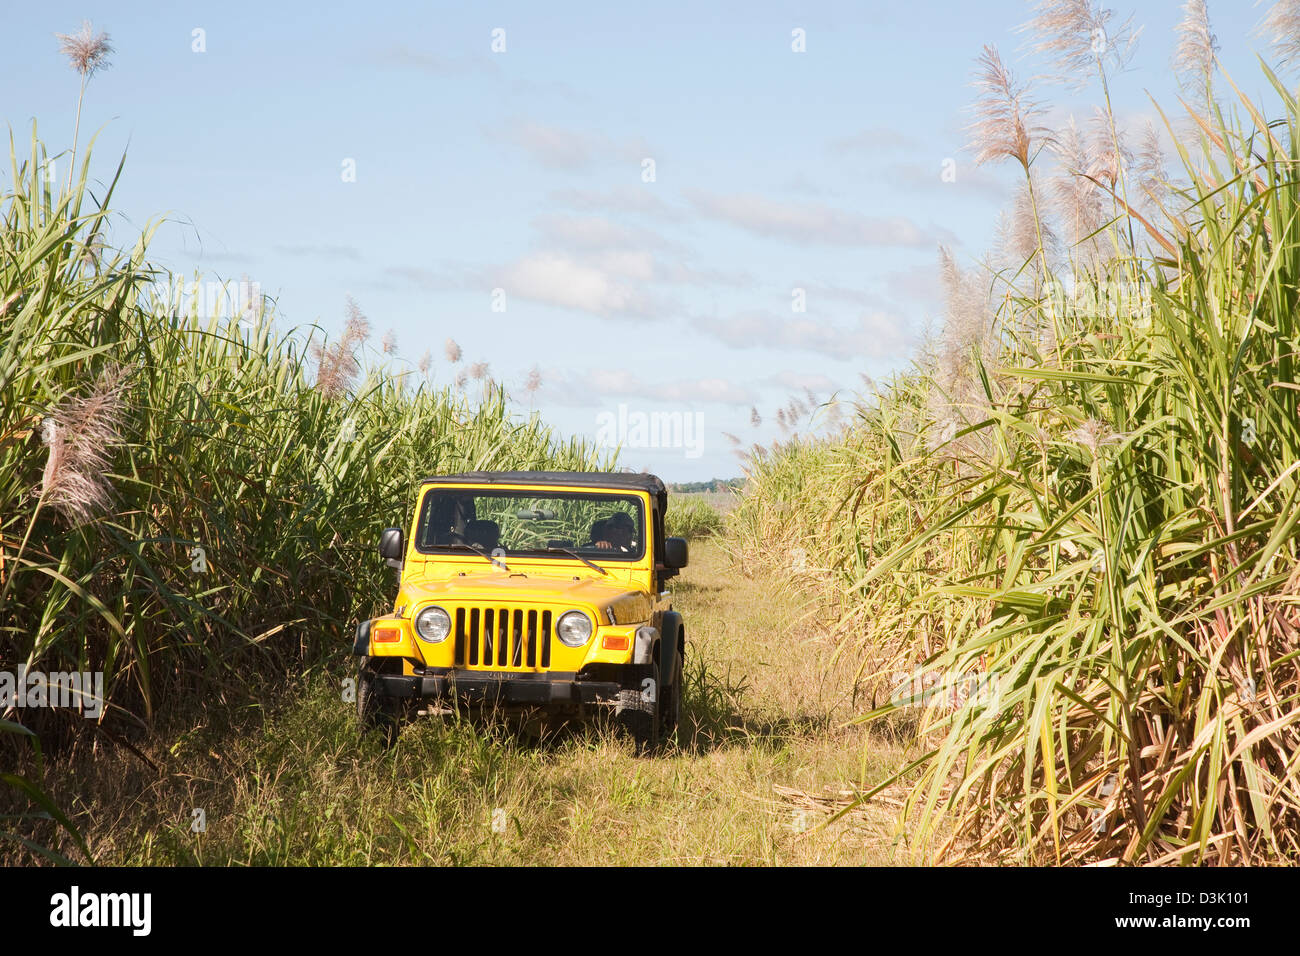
xmin=587 ymin=249 xmax=656 ymax=281
xmin=547 ymin=368 xmax=755 ymax=406
xmin=275 ymin=244 xmax=362 ymax=260
xmin=764 ymin=370 xmax=842 ymax=392
xmin=549 ymin=186 xmax=687 ymax=221
xmin=697 ymin=309 xmax=913 ymax=359
xmin=496 ymin=252 xmax=657 ymax=317
xmin=788 ymin=281 xmax=889 ymax=308
xmin=655 ymin=260 xmax=755 ymax=288
xmin=886 ymin=160 xmax=1011 ymax=201
xmin=687 ymin=191 xmax=933 ymax=247
xmin=531 ymin=215 xmax=753 ymax=287
xmin=531 ymin=214 xmax=682 ymax=254
xmin=382 ymin=263 xmax=475 ymax=291
xmin=504 ymin=122 xmax=597 ymax=169
xmin=495 ymin=122 xmax=654 ymax=171
xmin=886 ymin=262 xmax=943 ymax=307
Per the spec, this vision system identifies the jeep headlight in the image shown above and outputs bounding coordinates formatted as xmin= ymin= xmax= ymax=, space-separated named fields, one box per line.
xmin=415 ymin=606 xmax=452 ymax=643
xmin=557 ymin=610 xmax=593 ymax=647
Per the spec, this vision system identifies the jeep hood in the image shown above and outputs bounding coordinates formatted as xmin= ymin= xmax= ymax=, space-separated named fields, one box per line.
xmin=395 ymin=571 xmax=652 ymax=624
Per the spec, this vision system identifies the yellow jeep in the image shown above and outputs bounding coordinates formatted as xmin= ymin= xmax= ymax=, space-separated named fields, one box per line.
xmin=353 ymin=471 xmax=689 ymax=751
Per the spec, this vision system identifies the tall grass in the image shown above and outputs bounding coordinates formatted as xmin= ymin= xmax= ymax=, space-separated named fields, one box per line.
xmin=738 ymin=38 xmax=1300 ymax=861
xmin=665 ymin=496 xmax=727 ymax=540
xmin=0 ymin=129 xmax=609 ymax=753
xmin=729 ymin=381 xmax=971 ymax=689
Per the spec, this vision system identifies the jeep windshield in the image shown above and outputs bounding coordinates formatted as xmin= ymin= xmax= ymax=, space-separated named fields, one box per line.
xmin=414 ymin=488 xmax=646 ymax=562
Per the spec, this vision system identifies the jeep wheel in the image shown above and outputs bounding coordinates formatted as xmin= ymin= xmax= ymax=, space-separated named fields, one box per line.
xmin=661 ymin=643 xmax=683 ymax=745
xmin=616 ymin=660 xmax=660 ymax=755
xmin=357 ymin=663 xmax=402 ymax=747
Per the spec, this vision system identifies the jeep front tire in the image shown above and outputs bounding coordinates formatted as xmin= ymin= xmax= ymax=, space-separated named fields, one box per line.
xmin=616 ymin=660 xmax=660 ymax=755
xmin=357 ymin=662 xmax=402 ymax=747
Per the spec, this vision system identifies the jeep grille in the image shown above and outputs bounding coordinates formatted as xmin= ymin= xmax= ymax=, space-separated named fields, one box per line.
xmin=453 ymin=607 xmax=553 ymax=670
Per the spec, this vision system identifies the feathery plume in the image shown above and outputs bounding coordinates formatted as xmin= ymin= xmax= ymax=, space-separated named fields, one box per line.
xmin=1257 ymin=1 xmax=1300 ymax=71
xmin=1087 ymin=106 xmax=1130 ymax=190
xmin=1053 ymin=118 xmax=1107 ymax=265
xmin=469 ymin=361 xmax=489 ymax=380
xmin=524 ymin=365 xmax=542 ymax=394
xmin=311 ymin=348 xmax=350 ymax=400
xmin=55 ymin=20 xmax=112 ymax=77
xmin=722 ymin=432 xmax=742 ymax=446
xmin=38 ymin=364 xmax=131 ymax=523
xmin=1023 ymin=0 xmax=1139 ymax=89
xmin=996 ymin=178 xmax=1058 ymax=273
xmin=750 ymin=406 xmax=761 ymax=428
xmin=1132 ymin=122 xmax=1166 ymax=207
xmin=938 ymin=247 xmax=990 ymax=352
xmin=343 ymin=296 xmax=370 ymax=343
xmin=381 ymin=328 xmax=398 ymax=355
xmin=928 ymin=248 xmax=998 ymax=461
xmin=80 ymin=231 xmax=107 ymax=271
xmin=1065 ymin=417 xmax=1124 ymax=454
xmin=311 ymin=296 xmax=371 ymax=399
xmin=454 ymin=368 xmax=469 ymax=388
xmin=417 ymin=350 xmax=431 ymax=374
xmin=1175 ymin=1 xmax=1218 ymax=97
xmin=444 ymin=338 xmax=462 ymax=363
xmin=968 ymin=45 xmax=1049 ymax=173
xmin=56 ymin=21 xmax=114 ymax=194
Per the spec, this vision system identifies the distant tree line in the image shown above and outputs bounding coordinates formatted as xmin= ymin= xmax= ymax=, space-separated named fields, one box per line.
xmin=667 ymin=478 xmax=743 ymax=494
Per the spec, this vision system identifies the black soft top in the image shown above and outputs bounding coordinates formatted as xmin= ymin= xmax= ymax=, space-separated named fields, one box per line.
xmin=420 ymin=471 xmax=668 ymax=508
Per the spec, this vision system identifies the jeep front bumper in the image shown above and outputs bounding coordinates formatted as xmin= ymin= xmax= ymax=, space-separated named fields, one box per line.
xmin=373 ymin=668 xmax=623 ymax=707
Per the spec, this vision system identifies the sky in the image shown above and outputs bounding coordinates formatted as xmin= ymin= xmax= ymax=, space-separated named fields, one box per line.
xmin=2 ymin=1 xmax=1289 ymax=481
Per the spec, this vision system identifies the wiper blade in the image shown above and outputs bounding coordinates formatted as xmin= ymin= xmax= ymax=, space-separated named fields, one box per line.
xmin=529 ymin=547 xmax=609 ymax=576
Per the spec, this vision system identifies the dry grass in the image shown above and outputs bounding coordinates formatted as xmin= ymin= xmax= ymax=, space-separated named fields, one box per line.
xmin=5 ymin=540 xmax=914 ymax=866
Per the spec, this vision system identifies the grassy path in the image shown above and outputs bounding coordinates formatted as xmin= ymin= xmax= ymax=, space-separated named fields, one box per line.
xmin=36 ymin=538 xmax=909 ymax=866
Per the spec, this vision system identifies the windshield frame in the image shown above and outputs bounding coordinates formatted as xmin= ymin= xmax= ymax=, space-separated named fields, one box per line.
xmin=412 ymin=486 xmax=648 ymax=563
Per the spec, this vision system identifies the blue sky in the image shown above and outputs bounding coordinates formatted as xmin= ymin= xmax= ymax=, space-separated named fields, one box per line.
xmin=2 ymin=1 xmax=1287 ymax=481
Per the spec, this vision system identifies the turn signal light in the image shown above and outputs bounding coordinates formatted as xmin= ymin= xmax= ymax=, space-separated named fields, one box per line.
xmin=373 ymin=626 xmax=401 ymax=643
xmin=601 ymin=635 xmax=629 ymax=651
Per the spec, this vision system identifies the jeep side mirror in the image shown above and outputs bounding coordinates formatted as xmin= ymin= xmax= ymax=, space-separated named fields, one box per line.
xmin=379 ymin=527 xmax=404 ymax=569
xmin=664 ymin=537 xmax=688 ymax=569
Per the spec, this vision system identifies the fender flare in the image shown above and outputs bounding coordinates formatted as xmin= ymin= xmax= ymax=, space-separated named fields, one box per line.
xmin=658 ymin=611 xmax=683 ymax=689
xmin=353 ymin=619 xmax=371 ymax=656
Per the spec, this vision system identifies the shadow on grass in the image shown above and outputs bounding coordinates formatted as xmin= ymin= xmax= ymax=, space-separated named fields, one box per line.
xmin=386 ymin=648 xmax=910 ymax=761
xmin=670 ymin=575 xmax=724 ymax=600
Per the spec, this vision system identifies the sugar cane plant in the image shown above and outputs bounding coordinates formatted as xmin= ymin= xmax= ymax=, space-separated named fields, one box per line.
xmin=0 ymin=127 xmax=608 ymax=750
xmin=736 ymin=4 xmax=1300 ymax=865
